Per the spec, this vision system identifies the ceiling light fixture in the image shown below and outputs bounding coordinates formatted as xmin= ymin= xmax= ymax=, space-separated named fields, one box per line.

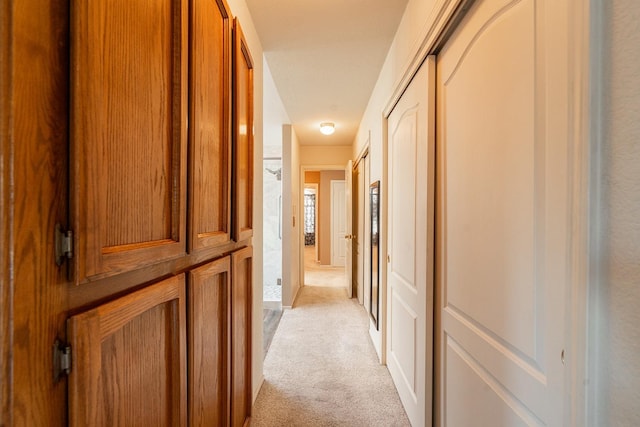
xmin=320 ymin=122 xmax=335 ymax=135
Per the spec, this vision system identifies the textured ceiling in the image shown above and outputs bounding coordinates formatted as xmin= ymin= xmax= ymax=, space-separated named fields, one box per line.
xmin=246 ymin=0 xmax=408 ymax=146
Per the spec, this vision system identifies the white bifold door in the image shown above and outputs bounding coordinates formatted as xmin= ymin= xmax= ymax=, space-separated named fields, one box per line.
xmin=386 ymin=57 xmax=436 ymax=427
xmin=436 ymin=0 xmax=569 ymax=425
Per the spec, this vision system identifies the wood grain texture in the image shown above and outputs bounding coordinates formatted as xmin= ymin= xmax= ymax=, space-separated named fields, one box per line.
xmin=0 ymin=1 xmax=12 ymax=423
xmin=71 ymin=0 xmax=188 ymax=284
xmin=9 ymin=0 xmax=71 ymax=425
xmin=232 ymin=20 xmax=254 ymax=243
xmin=231 ymin=246 xmax=252 ymax=427
xmin=68 ymin=274 xmax=187 ymax=427
xmin=68 ymin=238 xmax=249 ymax=312
xmin=187 ymin=257 xmax=231 ymax=426
xmin=188 ymin=0 xmax=233 ymax=253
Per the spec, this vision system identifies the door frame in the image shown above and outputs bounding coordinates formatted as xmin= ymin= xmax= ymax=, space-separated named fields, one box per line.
xmin=379 ymin=0 xmax=593 ymax=424
xmin=298 ymin=165 xmax=347 ymax=290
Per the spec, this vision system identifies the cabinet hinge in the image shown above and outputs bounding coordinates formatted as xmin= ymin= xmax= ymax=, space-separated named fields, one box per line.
xmin=53 ymin=339 xmax=71 ymax=381
xmin=55 ymin=223 xmax=73 ymax=266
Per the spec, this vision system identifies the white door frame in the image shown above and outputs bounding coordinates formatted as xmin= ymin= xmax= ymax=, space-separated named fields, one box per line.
xmin=298 ymin=165 xmax=347 ymax=290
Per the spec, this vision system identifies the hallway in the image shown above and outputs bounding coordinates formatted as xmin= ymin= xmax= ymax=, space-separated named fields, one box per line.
xmin=252 ymin=285 xmax=409 ymax=426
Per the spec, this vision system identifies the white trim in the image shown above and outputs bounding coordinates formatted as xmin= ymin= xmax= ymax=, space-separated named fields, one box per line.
xmin=252 ymin=375 xmax=265 ymax=404
xmin=582 ymin=0 xmax=603 ymax=426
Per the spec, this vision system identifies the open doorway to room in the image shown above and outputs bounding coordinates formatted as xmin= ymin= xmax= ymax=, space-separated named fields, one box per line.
xmin=263 ymin=156 xmax=283 ymax=358
xmin=302 ymin=170 xmax=348 ymax=290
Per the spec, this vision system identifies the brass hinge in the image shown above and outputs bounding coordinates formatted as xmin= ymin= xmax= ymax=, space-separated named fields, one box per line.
xmin=55 ymin=223 xmax=73 ymax=266
xmin=53 ymin=339 xmax=71 ymax=381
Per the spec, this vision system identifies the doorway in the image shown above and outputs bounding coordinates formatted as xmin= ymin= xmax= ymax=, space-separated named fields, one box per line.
xmin=263 ymin=156 xmax=283 ymax=356
xmin=301 ymin=169 xmax=348 ymax=290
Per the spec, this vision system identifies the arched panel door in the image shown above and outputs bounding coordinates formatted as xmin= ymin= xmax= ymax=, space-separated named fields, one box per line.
xmin=436 ymin=0 xmax=571 ymax=424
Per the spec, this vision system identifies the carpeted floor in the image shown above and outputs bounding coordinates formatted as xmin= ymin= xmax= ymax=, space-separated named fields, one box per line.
xmin=304 ymin=246 xmax=348 ymax=288
xmin=251 ymin=285 xmax=410 ymax=426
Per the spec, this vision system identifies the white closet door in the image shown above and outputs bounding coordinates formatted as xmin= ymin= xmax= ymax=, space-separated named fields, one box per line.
xmin=387 ymin=57 xmax=436 ymax=427
xmin=436 ymin=0 xmax=569 ymax=424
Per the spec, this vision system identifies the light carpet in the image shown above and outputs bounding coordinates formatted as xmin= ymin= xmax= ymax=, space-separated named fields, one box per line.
xmin=251 ymin=285 xmax=410 ymax=426
xmin=304 ymin=246 xmax=348 ymax=288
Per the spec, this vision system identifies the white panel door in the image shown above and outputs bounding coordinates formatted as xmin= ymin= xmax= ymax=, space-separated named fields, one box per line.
xmin=331 ymin=180 xmax=346 ymax=267
xmin=387 ymin=57 xmax=435 ymax=427
xmin=436 ymin=0 xmax=568 ymax=425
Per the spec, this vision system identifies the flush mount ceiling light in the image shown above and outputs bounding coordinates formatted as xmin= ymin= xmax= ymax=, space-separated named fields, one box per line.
xmin=319 ymin=122 xmax=335 ymax=135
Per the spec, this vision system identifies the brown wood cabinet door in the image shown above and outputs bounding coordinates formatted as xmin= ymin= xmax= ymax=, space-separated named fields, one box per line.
xmin=188 ymin=0 xmax=233 ymax=253
xmin=187 ymin=257 xmax=231 ymax=425
xmin=70 ymin=0 xmax=188 ymax=284
xmin=231 ymin=246 xmax=252 ymax=427
xmin=67 ymin=274 xmax=187 ymax=426
xmin=232 ymin=20 xmax=254 ymax=242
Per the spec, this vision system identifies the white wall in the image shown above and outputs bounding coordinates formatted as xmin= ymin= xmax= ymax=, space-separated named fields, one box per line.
xmin=591 ymin=0 xmax=640 ymax=424
xmin=354 ymin=0 xmax=437 ymax=360
xmin=227 ymin=0 xmax=264 ymax=403
xmin=263 ymin=58 xmax=289 ymax=158
xmin=282 ymin=125 xmax=301 ymax=307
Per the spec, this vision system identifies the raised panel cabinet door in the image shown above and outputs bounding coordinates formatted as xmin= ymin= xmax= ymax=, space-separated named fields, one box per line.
xmin=188 ymin=0 xmax=233 ymax=252
xmin=67 ymin=274 xmax=187 ymax=426
xmin=231 ymin=246 xmax=252 ymax=427
xmin=232 ymin=19 xmax=254 ymax=242
xmin=70 ymin=0 xmax=188 ymax=284
xmin=187 ymin=257 xmax=231 ymax=425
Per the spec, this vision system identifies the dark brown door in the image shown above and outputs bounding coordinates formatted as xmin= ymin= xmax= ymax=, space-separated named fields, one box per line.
xmin=231 ymin=246 xmax=252 ymax=427
xmin=67 ymin=275 xmax=187 ymax=426
xmin=188 ymin=0 xmax=233 ymax=253
xmin=70 ymin=0 xmax=188 ymax=285
xmin=187 ymin=256 xmax=231 ymax=425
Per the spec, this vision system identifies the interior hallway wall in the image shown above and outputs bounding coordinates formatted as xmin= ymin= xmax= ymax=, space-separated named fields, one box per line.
xmin=300 ymin=145 xmax=352 ymax=166
xmin=282 ymin=125 xmax=301 ymax=307
xmin=353 ymin=0 xmax=437 ymax=360
xmin=591 ymin=0 xmax=640 ymax=424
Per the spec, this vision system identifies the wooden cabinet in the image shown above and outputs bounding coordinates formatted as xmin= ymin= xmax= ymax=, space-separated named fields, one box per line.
xmin=64 ymin=0 xmax=255 ymax=425
xmin=70 ymin=0 xmax=188 ymax=285
xmin=188 ymin=0 xmax=233 ymax=253
xmin=187 ymin=257 xmax=231 ymax=425
xmin=232 ymin=20 xmax=254 ymax=242
xmin=231 ymin=246 xmax=253 ymax=427
xmin=67 ymin=275 xmax=187 ymax=426
xmin=187 ymin=249 xmax=252 ymax=427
